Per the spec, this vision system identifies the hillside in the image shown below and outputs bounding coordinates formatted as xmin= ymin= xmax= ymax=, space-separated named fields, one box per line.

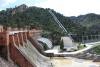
xmin=0 ymin=4 xmax=86 ymax=44
xmin=0 ymin=4 xmax=100 ymax=42
xmin=0 ymin=4 xmax=84 ymax=33
xmin=70 ymin=13 xmax=100 ymax=32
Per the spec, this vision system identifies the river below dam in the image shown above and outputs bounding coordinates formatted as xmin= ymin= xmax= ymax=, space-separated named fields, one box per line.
xmin=51 ymin=57 xmax=100 ymax=67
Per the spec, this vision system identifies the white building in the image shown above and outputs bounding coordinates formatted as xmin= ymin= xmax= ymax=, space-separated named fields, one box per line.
xmin=61 ymin=36 xmax=77 ymax=51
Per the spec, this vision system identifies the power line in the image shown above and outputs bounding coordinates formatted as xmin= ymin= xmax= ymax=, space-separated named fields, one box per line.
xmin=48 ymin=10 xmax=73 ymax=40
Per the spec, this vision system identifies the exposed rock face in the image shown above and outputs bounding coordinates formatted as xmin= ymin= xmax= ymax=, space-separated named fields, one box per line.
xmin=0 ymin=57 xmax=17 ymax=67
xmin=15 ymin=4 xmax=28 ymax=12
xmin=12 ymin=4 xmax=28 ymax=15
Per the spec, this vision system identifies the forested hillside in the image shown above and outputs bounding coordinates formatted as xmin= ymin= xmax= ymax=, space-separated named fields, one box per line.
xmin=0 ymin=4 xmax=86 ymax=44
xmin=70 ymin=13 xmax=100 ymax=32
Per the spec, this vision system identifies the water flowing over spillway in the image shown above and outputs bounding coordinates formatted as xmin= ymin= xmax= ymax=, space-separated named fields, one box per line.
xmin=14 ymin=40 xmax=52 ymax=67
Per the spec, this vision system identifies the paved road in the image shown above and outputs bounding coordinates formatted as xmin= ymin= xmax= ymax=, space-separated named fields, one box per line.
xmin=45 ymin=41 xmax=100 ymax=55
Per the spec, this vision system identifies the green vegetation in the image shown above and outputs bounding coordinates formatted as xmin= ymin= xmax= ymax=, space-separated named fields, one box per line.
xmin=70 ymin=13 xmax=100 ymax=32
xmin=0 ymin=4 xmax=86 ymax=45
xmin=60 ymin=40 xmax=64 ymax=50
xmin=93 ymin=45 xmax=100 ymax=55
xmin=77 ymin=43 xmax=86 ymax=50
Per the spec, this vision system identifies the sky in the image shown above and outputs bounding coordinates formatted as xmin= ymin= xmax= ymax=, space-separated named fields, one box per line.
xmin=0 ymin=0 xmax=100 ymax=16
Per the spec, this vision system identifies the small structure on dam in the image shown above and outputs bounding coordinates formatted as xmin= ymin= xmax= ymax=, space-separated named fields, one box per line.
xmin=37 ymin=37 xmax=53 ymax=49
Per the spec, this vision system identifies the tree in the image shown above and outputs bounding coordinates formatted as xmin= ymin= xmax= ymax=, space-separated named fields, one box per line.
xmin=60 ymin=40 xmax=64 ymax=50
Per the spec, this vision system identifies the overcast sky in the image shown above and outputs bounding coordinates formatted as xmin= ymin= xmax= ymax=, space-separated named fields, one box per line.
xmin=0 ymin=0 xmax=100 ymax=16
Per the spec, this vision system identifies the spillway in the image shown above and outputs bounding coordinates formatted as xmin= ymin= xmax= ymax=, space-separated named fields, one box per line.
xmin=14 ymin=40 xmax=52 ymax=67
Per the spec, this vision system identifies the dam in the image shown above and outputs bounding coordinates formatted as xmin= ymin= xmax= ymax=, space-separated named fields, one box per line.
xmin=0 ymin=25 xmax=99 ymax=67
